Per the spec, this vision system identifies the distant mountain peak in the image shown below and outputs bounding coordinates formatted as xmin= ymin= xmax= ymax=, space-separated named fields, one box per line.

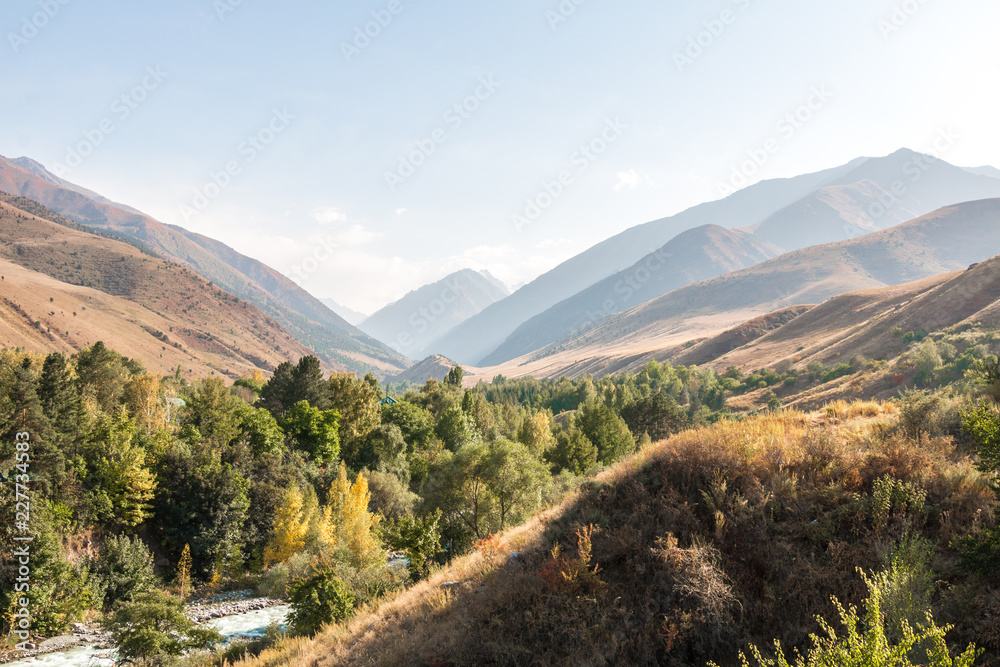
xmin=359 ymin=269 xmax=510 ymax=357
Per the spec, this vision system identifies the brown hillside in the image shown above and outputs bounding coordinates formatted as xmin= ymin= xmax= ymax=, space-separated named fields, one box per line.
xmin=0 ymin=156 xmax=406 ymax=374
xmin=0 ymin=200 xmax=314 ymax=378
xmin=389 ymin=354 xmax=478 ymax=386
xmin=670 ymin=305 xmax=813 ymax=367
xmin=711 ymin=254 xmax=1000 ymax=374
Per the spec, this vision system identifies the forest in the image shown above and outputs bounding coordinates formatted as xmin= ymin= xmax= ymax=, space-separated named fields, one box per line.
xmin=0 ymin=342 xmax=727 ymax=658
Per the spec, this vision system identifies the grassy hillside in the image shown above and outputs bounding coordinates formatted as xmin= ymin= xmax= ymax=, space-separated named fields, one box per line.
xmin=228 ymin=402 xmax=999 ymax=666
xmin=0 ymin=199 xmax=314 ymax=378
xmin=0 ymin=156 xmax=406 ymax=375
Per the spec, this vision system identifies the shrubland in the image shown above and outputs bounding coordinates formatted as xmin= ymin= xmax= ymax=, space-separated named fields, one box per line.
xmin=223 ymin=380 xmax=1000 ymax=666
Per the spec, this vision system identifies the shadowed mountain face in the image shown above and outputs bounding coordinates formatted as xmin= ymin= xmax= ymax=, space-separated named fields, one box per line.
xmin=429 ymin=150 xmax=1000 ymax=366
xmin=540 ymin=198 xmax=1000 ymax=363
xmin=481 ymin=225 xmax=782 ymax=365
xmin=359 ymin=269 xmax=510 ymax=357
xmin=0 ymin=155 xmax=406 ymax=375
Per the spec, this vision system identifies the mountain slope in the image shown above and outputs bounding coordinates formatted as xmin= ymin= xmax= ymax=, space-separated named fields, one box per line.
xmin=749 ymin=149 xmax=1000 ymax=249
xmin=0 ymin=155 xmax=406 ymax=374
xmin=427 ymin=159 xmax=866 ymax=364
xmin=481 ymin=198 xmax=1000 ymax=381
xmin=481 ymin=225 xmax=782 ymax=365
xmin=359 ymin=269 xmax=509 ymax=357
xmin=0 ymin=195 xmax=313 ymax=377
xmin=702 ymin=253 xmax=1000 ymax=375
xmin=431 ymin=151 xmax=1000 ymax=366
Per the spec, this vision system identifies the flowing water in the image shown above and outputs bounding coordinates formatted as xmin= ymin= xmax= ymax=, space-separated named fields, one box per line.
xmin=3 ymin=604 xmax=290 ymax=667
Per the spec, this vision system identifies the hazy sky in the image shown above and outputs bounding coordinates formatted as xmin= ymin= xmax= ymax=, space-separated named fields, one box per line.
xmin=2 ymin=0 xmax=999 ymax=313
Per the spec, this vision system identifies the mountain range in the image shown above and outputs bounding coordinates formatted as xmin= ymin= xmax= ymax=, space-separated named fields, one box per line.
xmin=436 ymin=150 xmax=1000 ymax=367
xmin=480 ymin=197 xmax=1000 ymax=382
xmin=0 ymin=155 xmax=406 ymax=375
xmin=358 ymin=269 xmax=509 ymax=357
xmin=3 ymin=149 xmax=999 ymax=386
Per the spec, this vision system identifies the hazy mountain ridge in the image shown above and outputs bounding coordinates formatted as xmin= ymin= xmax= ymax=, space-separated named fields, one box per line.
xmin=0 ymin=155 xmax=406 ymax=375
xmin=428 ymin=159 xmax=866 ymax=364
xmin=532 ymin=198 xmax=1000 ymax=367
xmin=321 ymin=298 xmax=367 ymax=326
xmin=359 ymin=269 xmax=510 ymax=357
xmin=480 ymin=225 xmax=783 ymax=365
xmin=470 ymin=150 xmax=1000 ymax=367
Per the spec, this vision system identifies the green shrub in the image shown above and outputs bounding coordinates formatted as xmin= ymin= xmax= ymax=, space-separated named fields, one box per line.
xmin=105 ymin=590 xmax=222 ymax=661
xmin=88 ymin=533 xmax=158 ymax=611
xmin=717 ymin=567 xmax=980 ymax=667
xmin=258 ymin=551 xmax=313 ymax=598
xmin=381 ymin=510 xmax=443 ymax=580
xmin=287 ymin=560 xmax=356 ymax=636
xmin=871 ymin=475 xmax=926 ymax=529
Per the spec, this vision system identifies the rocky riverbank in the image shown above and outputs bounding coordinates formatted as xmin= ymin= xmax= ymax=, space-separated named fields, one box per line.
xmin=0 ymin=592 xmax=284 ymax=664
xmin=186 ymin=593 xmax=284 ymax=623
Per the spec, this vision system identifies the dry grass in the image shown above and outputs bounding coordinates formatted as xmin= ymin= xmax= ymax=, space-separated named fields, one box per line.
xmin=230 ymin=403 xmax=999 ymax=667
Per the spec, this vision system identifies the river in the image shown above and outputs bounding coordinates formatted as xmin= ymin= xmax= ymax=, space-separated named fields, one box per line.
xmin=3 ymin=604 xmax=290 ymax=667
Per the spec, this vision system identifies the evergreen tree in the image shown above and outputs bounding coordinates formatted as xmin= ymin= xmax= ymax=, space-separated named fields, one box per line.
xmin=547 ymin=427 xmax=598 ymax=476
xmin=38 ymin=352 xmax=82 ymax=447
xmin=445 ymin=365 xmax=465 ymax=387
xmin=576 ymin=400 xmax=635 ymax=465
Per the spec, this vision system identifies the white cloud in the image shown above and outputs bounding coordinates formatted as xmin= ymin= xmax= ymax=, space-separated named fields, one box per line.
xmin=329 ymin=224 xmax=383 ymax=248
xmin=614 ymin=169 xmax=642 ymax=191
xmin=311 ymin=206 xmax=347 ymax=225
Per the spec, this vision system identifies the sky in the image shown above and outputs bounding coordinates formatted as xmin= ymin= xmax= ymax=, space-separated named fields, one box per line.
xmin=1 ymin=0 xmax=999 ymax=314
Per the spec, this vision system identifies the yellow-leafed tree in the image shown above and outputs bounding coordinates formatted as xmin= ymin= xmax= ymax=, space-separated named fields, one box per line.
xmin=263 ymin=485 xmax=309 ymax=566
xmin=327 ymin=461 xmax=385 ymax=569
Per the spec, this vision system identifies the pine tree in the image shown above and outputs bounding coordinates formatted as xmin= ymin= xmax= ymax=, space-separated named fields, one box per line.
xmin=38 ymin=352 xmax=82 ymax=446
